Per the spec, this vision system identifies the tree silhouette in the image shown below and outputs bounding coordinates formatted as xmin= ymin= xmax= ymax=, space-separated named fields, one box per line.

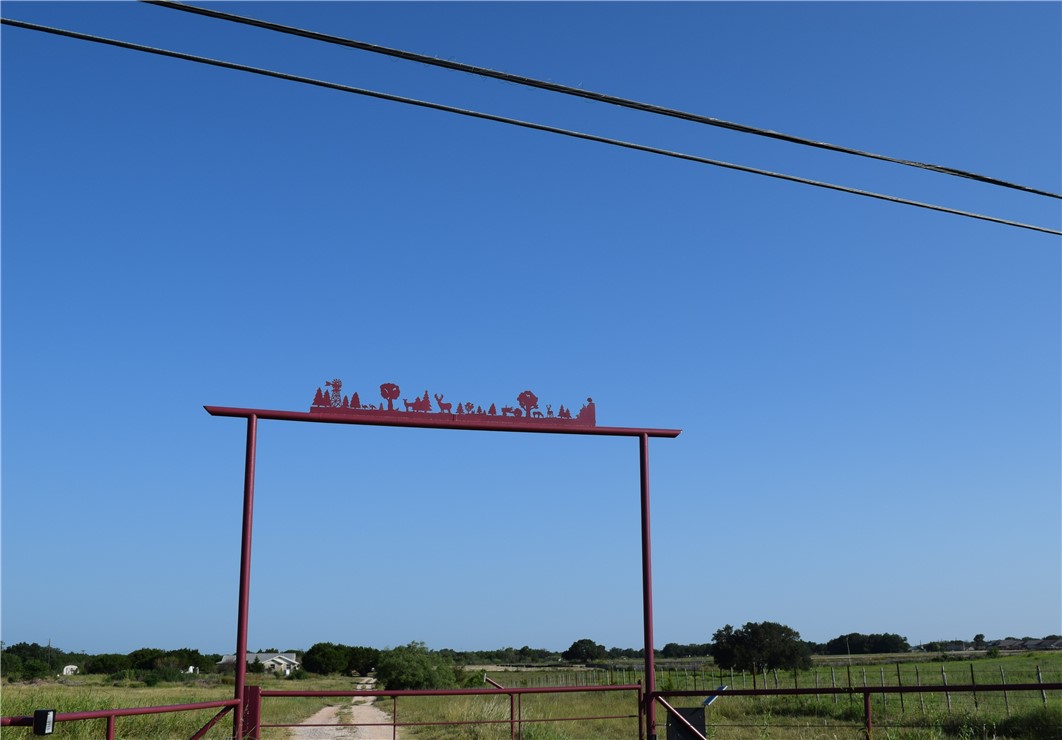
xmin=351 ymin=391 xmax=361 ymax=409
xmin=710 ymin=622 xmax=811 ymax=688
xmin=380 ymin=383 xmax=400 ymax=411
xmin=562 ymin=638 xmax=606 ymax=662
xmin=517 ymin=390 xmax=539 ymax=418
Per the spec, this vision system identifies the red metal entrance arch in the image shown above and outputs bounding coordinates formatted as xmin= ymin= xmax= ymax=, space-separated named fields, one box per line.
xmin=207 ymin=382 xmax=681 ymax=739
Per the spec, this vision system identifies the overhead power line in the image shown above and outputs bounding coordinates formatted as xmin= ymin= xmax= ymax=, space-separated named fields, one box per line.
xmin=2 ymin=17 xmax=1060 ymax=237
xmin=144 ymin=0 xmax=1062 ymax=202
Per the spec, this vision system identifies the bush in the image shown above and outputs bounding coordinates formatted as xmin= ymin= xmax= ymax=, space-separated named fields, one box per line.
xmin=85 ymin=653 xmax=132 ymax=675
xmin=303 ymin=642 xmax=349 ymax=675
xmin=1 ymin=654 xmax=23 ymax=679
xmin=375 ymin=642 xmax=456 ymax=690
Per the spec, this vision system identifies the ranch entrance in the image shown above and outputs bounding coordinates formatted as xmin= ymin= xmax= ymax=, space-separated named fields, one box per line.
xmin=209 ymin=382 xmax=681 ymax=739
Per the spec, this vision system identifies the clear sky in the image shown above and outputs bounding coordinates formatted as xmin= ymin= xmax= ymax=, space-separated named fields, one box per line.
xmin=2 ymin=1 xmax=1059 ymax=657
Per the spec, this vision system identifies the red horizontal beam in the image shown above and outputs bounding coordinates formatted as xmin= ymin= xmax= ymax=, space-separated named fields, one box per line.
xmin=204 ymin=406 xmax=681 ymax=438
xmin=1 ymin=700 xmax=239 ymax=727
xmin=261 ymin=684 xmax=642 ymax=698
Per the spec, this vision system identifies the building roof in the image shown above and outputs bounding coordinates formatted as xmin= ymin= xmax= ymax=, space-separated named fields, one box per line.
xmin=217 ymin=652 xmax=300 ymax=665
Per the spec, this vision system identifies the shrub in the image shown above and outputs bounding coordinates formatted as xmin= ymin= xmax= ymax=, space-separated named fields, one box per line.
xmin=375 ymin=642 xmax=456 ymax=690
xmin=302 ymin=642 xmax=349 ymax=675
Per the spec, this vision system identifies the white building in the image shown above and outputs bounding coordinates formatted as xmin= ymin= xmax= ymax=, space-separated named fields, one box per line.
xmin=217 ymin=652 xmax=301 ymax=676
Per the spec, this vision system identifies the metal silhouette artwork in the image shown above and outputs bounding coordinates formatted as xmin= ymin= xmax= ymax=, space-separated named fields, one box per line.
xmin=310 ymin=379 xmax=596 ymax=427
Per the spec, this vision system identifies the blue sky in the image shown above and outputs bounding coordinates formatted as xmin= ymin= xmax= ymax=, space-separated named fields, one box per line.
xmin=2 ymin=1 xmax=1059 ymax=657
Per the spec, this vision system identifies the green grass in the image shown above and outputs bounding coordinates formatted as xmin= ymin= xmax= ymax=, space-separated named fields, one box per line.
xmin=0 ymin=673 xmax=363 ymax=739
xmin=1 ymin=677 xmax=235 ymax=739
xmin=3 ymin=653 xmax=1058 ymax=739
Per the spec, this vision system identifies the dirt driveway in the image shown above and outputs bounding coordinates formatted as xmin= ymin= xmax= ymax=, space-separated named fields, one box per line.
xmin=289 ymin=678 xmax=404 ymax=739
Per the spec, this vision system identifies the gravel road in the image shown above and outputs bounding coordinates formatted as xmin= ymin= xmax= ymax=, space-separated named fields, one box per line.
xmin=288 ymin=679 xmax=402 ymax=739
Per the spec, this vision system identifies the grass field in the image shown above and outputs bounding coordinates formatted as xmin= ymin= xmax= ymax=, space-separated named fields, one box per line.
xmin=416 ymin=653 xmax=1062 ymax=739
xmin=0 ymin=673 xmax=353 ymax=739
xmin=2 ymin=652 xmax=1059 ymax=738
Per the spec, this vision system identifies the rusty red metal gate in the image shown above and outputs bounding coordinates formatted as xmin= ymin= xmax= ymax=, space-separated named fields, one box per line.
xmin=206 ymin=379 xmax=681 ymax=739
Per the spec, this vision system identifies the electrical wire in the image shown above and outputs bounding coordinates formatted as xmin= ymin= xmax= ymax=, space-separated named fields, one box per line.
xmin=2 ymin=17 xmax=1060 ymax=237
xmin=144 ymin=0 xmax=1062 ymax=202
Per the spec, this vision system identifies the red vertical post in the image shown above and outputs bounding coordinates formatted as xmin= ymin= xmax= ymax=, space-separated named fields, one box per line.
xmin=234 ymin=414 xmax=258 ymax=739
xmin=638 ymin=433 xmax=657 ymax=740
xmin=509 ymin=691 xmax=516 ymax=740
xmin=242 ymin=685 xmax=262 ymax=740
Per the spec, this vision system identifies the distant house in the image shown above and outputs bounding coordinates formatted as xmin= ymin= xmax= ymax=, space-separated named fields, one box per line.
xmin=217 ymin=652 xmax=300 ymax=676
xmin=985 ymin=638 xmax=1062 ymax=652
xmin=992 ymin=639 xmax=1023 ymax=651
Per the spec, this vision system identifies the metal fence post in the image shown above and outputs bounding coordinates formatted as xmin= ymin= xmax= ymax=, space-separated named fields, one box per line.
xmin=234 ymin=414 xmax=258 ymax=740
xmin=241 ymin=685 xmax=261 ymax=740
xmin=510 ymin=690 xmax=516 ymax=740
xmin=638 ymin=433 xmax=657 ymax=740
xmin=864 ymin=690 xmax=873 ymax=740
xmin=1000 ymin=666 xmax=1010 ymax=716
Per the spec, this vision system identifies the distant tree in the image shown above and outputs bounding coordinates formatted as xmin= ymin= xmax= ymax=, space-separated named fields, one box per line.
xmin=562 ymin=638 xmax=607 ymax=663
xmin=709 ymin=622 xmax=812 ymax=688
xmin=21 ymin=658 xmax=53 ymax=680
xmin=973 ymin=634 xmax=986 ymax=650
xmin=247 ymin=656 xmax=265 ymax=674
xmin=661 ymin=642 xmax=711 ymax=658
xmin=824 ymin=633 xmax=909 ymax=656
xmin=127 ymin=647 xmax=167 ymax=671
xmin=303 ymin=642 xmax=350 ymax=675
xmin=347 ymin=646 xmax=381 ymax=677
xmin=375 ymin=642 xmax=456 ymax=690
xmin=84 ymin=653 xmax=132 ymax=675
xmin=380 ymin=383 xmax=400 ymax=411
xmin=159 ymin=648 xmax=212 ymax=673
xmin=3 ymin=642 xmax=68 ymax=673
xmin=517 ymin=646 xmax=554 ymax=662
xmin=661 ymin=643 xmax=685 ymax=659
xmin=1 ymin=653 xmax=24 ymax=679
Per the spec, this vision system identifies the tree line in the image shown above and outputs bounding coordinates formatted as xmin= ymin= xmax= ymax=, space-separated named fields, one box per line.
xmin=0 ymin=643 xmax=225 ymax=683
xmin=6 ymin=628 xmax=1056 ymax=687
